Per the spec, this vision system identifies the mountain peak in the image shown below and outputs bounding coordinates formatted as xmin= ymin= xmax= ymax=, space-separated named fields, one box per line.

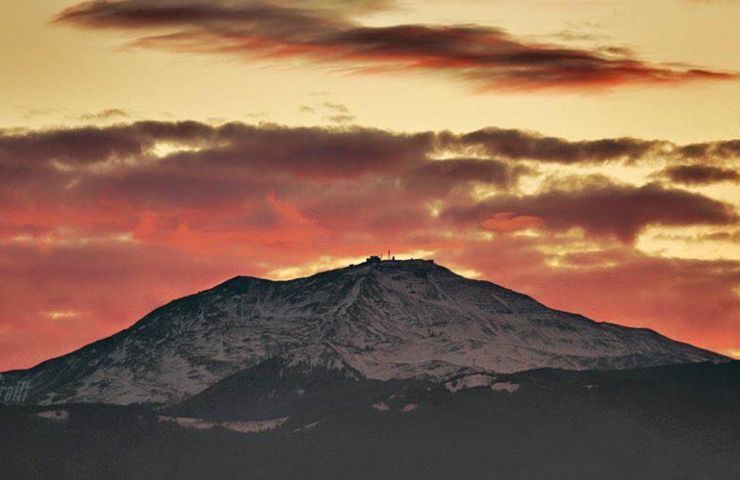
xmin=222 ymin=258 xmax=448 ymax=288
xmin=358 ymin=255 xmax=438 ymax=267
xmin=340 ymin=257 xmax=452 ymax=280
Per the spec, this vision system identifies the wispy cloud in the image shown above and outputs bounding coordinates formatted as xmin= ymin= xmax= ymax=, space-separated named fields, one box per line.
xmin=75 ymin=108 xmax=130 ymax=122
xmin=656 ymin=164 xmax=740 ymax=185
xmin=54 ymin=0 xmax=737 ymax=92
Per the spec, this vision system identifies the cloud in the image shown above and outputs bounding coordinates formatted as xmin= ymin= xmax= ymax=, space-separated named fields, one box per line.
xmin=442 ymin=177 xmax=737 ymax=242
xmin=657 ymin=164 xmax=740 ymax=185
xmin=407 ymin=157 xmax=528 ymax=195
xmin=297 ymin=102 xmax=356 ymax=124
xmin=678 ymin=140 xmax=740 ymax=160
xmin=53 ymin=0 xmax=737 ymax=92
xmin=0 ymin=119 xmax=738 ymax=370
xmin=322 ymin=102 xmax=355 ymax=125
xmin=76 ymin=108 xmax=130 ymax=122
xmin=442 ymin=128 xmax=666 ymax=164
xmin=1 ymin=121 xmax=735 ymax=214
xmin=480 ymin=212 xmax=542 ymax=233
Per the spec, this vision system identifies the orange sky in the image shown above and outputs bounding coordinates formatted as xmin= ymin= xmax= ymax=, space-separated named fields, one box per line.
xmin=0 ymin=0 xmax=739 ymax=370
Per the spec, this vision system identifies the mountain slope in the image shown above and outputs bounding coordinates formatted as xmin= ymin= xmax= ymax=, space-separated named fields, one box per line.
xmin=2 ymin=362 xmax=738 ymax=480
xmin=1 ymin=259 xmax=725 ymax=405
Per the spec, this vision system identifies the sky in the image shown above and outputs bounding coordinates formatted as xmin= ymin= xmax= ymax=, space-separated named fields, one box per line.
xmin=0 ymin=0 xmax=738 ymax=370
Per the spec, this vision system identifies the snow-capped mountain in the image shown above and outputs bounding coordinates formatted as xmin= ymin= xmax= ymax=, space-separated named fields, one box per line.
xmin=1 ymin=258 xmax=725 ymax=405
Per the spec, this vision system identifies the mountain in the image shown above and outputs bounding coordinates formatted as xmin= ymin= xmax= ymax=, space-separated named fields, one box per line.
xmin=1 ymin=258 xmax=724 ymax=405
xmin=2 ymin=361 xmax=738 ymax=480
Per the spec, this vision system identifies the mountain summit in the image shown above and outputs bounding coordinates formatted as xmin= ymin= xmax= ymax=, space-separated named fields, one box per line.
xmin=3 ymin=258 xmax=724 ymax=405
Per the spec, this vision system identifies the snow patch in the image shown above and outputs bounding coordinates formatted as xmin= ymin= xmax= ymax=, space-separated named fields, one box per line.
xmin=372 ymin=402 xmax=390 ymax=411
xmin=294 ymin=421 xmax=320 ymax=432
xmin=445 ymin=374 xmax=496 ymax=392
xmin=159 ymin=416 xmax=214 ymax=430
xmin=222 ymin=417 xmax=288 ymax=434
xmin=159 ymin=415 xmax=287 ymax=434
xmin=35 ymin=409 xmax=69 ymax=422
xmin=490 ymin=382 xmax=520 ymax=393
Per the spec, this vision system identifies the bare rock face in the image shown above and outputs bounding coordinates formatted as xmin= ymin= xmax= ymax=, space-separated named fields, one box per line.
xmin=2 ymin=259 xmax=724 ymax=405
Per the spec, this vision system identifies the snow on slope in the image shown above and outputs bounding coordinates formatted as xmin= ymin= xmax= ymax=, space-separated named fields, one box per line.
xmin=1 ymin=259 xmax=725 ymax=405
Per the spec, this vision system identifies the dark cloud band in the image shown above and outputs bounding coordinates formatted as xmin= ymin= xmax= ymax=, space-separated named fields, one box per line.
xmin=54 ymin=0 xmax=737 ymax=91
xmin=658 ymin=164 xmax=740 ymax=185
xmin=1 ymin=120 xmax=737 ymax=241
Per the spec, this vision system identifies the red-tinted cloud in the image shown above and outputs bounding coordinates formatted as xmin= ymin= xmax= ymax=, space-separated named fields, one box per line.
xmin=0 ymin=120 xmax=738 ymax=369
xmin=53 ymin=0 xmax=737 ymax=91
xmin=481 ymin=212 xmax=543 ymax=233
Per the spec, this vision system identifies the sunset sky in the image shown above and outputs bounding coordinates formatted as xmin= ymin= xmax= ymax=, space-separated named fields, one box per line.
xmin=1 ymin=0 xmax=738 ymax=370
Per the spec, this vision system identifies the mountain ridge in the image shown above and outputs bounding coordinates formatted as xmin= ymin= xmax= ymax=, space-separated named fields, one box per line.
xmin=1 ymin=258 xmax=726 ymax=406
